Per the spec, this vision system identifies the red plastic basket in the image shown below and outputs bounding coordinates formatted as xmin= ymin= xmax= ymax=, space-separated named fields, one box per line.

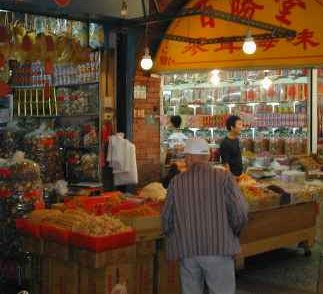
xmin=40 ymin=224 xmax=70 ymax=244
xmin=70 ymin=230 xmax=136 ymax=252
xmin=109 ymin=200 xmax=141 ymax=215
xmin=15 ymin=219 xmax=41 ymax=238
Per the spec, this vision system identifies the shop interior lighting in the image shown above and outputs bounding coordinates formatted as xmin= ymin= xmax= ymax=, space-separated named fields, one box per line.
xmin=170 ymin=105 xmax=177 ymax=116
xmin=251 ymin=127 xmax=256 ymax=140
xmin=247 ymin=102 xmax=259 ymax=114
xmin=140 ymin=2 xmax=153 ymax=71
xmin=210 ymin=69 xmax=221 ymax=86
xmin=267 ymin=102 xmax=280 ymax=113
xmin=227 ymin=103 xmax=236 ymax=114
xmin=121 ymin=0 xmax=128 ymax=18
xmin=242 ymin=31 xmax=257 ymax=55
xmin=209 ymin=127 xmax=216 ymax=139
xmin=293 ymin=101 xmax=299 ymax=113
xmin=271 ymin=127 xmax=278 ymax=135
xmin=208 ymin=104 xmax=217 ymax=116
xmin=140 ymin=47 xmax=153 ymax=71
xmin=189 ymin=128 xmax=200 ymax=137
xmin=262 ymin=76 xmax=273 ymax=90
xmin=188 ymin=104 xmax=200 ymax=116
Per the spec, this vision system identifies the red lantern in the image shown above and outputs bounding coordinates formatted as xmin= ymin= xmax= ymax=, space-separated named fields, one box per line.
xmin=53 ymin=0 xmax=71 ymax=7
xmin=44 ymin=59 xmax=54 ymax=75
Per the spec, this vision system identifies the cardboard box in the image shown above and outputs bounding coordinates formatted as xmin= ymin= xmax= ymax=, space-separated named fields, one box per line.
xmin=22 ymin=236 xmax=44 ymax=255
xmin=135 ymin=257 xmax=154 ymax=294
xmin=136 ymin=240 xmax=156 ymax=258
xmin=44 ymin=241 xmax=70 ymax=261
xmin=71 ymin=245 xmax=136 ymax=268
xmin=80 ymin=264 xmax=135 ymax=294
xmin=120 ymin=215 xmax=161 ymax=233
xmin=159 ymin=251 xmax=181 ymax=294
xmin=51 ymin=260 xmax=79 ymax=294
xmin=40 ymin=257 xmax=52 ymax=294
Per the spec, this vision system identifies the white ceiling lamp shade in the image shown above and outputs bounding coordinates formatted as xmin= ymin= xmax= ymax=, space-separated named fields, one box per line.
xmin=243 ymin=31 xmax=257 ymax=55
xmin=140 ymin=47 xmax=153 ymax=71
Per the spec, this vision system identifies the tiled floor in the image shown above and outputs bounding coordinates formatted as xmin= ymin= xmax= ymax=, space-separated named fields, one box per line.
xmin=236 ymin=244 xmax=323 ymax=293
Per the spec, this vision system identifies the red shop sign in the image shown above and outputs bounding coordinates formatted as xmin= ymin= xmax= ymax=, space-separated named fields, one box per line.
xmin=53 ymin=0 xmax=71 ymax=7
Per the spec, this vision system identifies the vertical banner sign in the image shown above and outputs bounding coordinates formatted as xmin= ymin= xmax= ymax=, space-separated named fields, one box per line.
xmin=53 ymin=0 xmax=71 ymax=7
xmin=155 ymin=0 xmax=323 ymax=71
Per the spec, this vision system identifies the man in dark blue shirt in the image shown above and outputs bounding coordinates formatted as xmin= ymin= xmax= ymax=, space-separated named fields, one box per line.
xmin=220 ymin=115 xmax=243 ymax=176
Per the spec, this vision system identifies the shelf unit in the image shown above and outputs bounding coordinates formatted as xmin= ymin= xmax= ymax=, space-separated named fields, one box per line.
xmin=10 ymin=61 xmax=102 ymax=184
xmin=161 ymin=69 xmax=310 ymax=160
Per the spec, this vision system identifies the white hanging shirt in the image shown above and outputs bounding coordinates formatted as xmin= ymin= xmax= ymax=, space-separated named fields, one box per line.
xmin=107 ymin=135 xmax=138 ymax=186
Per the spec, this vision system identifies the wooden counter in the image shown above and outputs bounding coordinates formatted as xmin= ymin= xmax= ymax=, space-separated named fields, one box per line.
xmin=237 ymin=201 xmax=317 ymax=269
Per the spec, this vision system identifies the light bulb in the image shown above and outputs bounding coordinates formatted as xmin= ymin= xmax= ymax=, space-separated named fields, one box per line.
xmin=121 ymin=0 xmax=128 ymax=17
xmin=211 ymin=69 xmax=220 ymax=76
xmin=262 ymin=76 xmax=272 ymax=90
xmin=140 ymin=47 xmax=153 ymax=71
xmin=210 ymin=74 xmax=220 ymax=86
xmin=243 ymin=36 xmax=257 ymax=55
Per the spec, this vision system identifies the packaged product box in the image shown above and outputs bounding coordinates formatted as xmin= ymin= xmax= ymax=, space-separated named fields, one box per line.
xmin=159 ymin=251 xmax=181 ymax=294
xmin=44 ymin=240 xmax=70 ymax=261
xmin=134 ymin=240 xmax=157 ymax=294
xmin=135 ymin=257 xmax=154 ymax=294
xmin=71 ymin=245 xmax=136 ymax=268
xmin=120 ymin=215 xmax=161 ymax=233
xmin=136 ymin=240 xmax=156 ymax=258
xmin=22 ymin=235 xmax=44 ymax=255
xmin=51 ymin=260 xmax=79 ymax=294
xmin=40 ymin=257 xmax=52 ymax=294
xmin=79 ymin=264 xmax=135 ymax=294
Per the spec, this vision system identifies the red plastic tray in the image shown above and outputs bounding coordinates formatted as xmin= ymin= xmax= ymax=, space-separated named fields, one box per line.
xmin=40 ymin=224 xmax=70 ymax=244
xmin=109 ymin=201 xmax=141 ymax=215
xmin=70 ymin=230 xmax=136 ymax=252
xmin=16 ymin=219 xmax=41 ymax=238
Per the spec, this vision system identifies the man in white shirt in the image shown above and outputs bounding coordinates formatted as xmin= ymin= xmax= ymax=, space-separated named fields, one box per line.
xmin=168 ymin=115 xmax=188 ymax=149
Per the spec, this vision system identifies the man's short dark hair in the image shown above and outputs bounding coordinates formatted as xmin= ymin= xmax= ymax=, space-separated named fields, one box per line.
xmin=170 ymin=115 xmax=182 ymax=129
xmin=226 ymin=115 xmax=241 ymax=131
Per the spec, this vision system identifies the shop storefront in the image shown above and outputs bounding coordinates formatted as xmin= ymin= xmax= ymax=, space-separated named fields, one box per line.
xmin=155 ymin=0 xmax=323 ymax=269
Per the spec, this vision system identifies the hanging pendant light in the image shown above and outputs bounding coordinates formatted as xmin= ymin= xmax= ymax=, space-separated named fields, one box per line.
xmin=121 ymin=0 xmax=128 ymax=18
xmin=140 ymin=22 xmax=153 ymax=71
xmin=140 ymin=47 xmax=153 ymax=71
xmin=243 ymin=31 xmax=257 ymax=55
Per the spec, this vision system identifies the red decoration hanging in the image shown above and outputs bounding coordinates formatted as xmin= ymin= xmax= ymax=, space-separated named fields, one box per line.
xmin=0 ymin=26 xmax=9 ymax=43
xmin=45 ymin=35 xmax=55 ymax=52
xmin=44 ymin=82 xmax=51 ymax=100
xmin=22 ymin=35 xmax=33 ymax=52
xmin=0 ymin=53 xmax=6 ymax=68
xmin=44 ymin=59 xmax=54 ymax=75
xmin=0 ymin=81 xmax=11 ymax=97
xmin=53 ymin=0 xmax=71 ymax=7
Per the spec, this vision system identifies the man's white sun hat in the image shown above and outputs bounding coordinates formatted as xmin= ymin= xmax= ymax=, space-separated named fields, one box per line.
xmin=184 ymin=138 xmax=210 ymax=155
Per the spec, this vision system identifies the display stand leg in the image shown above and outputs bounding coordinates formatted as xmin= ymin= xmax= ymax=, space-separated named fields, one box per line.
xmin=235 ymin=257 xmax=245 ymax=270
xmin=299 ymin=241 xmax=312 ymax=257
